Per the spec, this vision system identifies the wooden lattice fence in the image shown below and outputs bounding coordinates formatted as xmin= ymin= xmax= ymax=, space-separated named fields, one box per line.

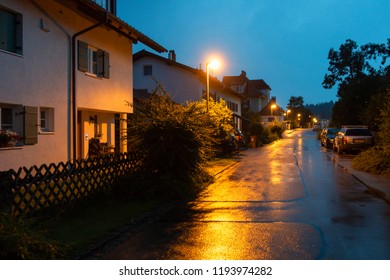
xmin=0 ymin=152 xmax=144 ymax=217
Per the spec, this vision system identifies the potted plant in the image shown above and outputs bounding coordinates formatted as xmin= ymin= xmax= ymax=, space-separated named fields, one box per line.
xmin=0 ymin=130 xmax=20 ymax=148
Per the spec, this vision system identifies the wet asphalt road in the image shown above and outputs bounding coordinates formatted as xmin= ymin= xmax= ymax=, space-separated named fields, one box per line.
xmin=105 ymin=129 xmax=390 ymax=260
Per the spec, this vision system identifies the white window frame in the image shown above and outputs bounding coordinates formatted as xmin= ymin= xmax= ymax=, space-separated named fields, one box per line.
xmin=39 ymin=107 xmax=54 ymax=133
xmin=87 ymin=46 xmax=98 ymax=76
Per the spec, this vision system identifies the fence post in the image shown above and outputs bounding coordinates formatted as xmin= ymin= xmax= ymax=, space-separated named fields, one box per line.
xmin=0 ymin=170 xmax=13 ymax=214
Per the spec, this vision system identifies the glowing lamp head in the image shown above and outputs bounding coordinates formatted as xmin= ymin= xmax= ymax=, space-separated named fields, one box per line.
xmin=208 ymin=59 xmax=220 ymax=69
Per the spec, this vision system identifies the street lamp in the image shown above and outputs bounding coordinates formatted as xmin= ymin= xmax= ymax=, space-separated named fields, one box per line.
xmin=271 ymin=104 xmax=277 ymax=115
xmin=286 ymin=109 xmax=291 ymax=120
xmin=271 ymin=104 xmax=277 ymax=121
xmin=206 ymin=60 xmax=220 ymax=112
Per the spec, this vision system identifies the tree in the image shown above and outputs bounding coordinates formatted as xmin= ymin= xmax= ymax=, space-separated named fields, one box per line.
xmin=323 ymin=39 xmax=390 ymax=127
xmin=287 ymin=96 xmax=313 ymax=128
xmin=287 ymin=96 xmax=304 ymax=109
xmin=322 ymin=39 xmax=366 ymax=90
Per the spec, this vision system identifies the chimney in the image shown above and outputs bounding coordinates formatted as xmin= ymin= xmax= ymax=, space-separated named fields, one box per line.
xmin=271 ymin=96 xmax=276 ymax=102
xmin=168 ymin=50 xmax=176 ymax=62
xmin=240 ymin=70 xmax=246 ymax=77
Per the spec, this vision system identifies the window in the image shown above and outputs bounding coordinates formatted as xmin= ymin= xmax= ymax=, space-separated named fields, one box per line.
xmin=143 ymin=65 xmax=152 ymax=76
xmin=0 ymin=7 xmax=22 ymax=55
xmin=227 ymin=100 xmax=239 ymax=113
xmin=88 ymin=46 xmax=98 ymax=75
xmin=40 ymin=107 xmax=54 ymax=132
xmin=0 ymin=104 xmax=38 ymax=145
xmin=78 ymin=41 xmax=110 ymax=78
xmin=0 ymin=107 xmax=13 ymax=130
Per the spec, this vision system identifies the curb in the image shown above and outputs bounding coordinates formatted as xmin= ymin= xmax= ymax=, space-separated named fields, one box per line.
xmin=328 ymin=154 xmax=390 ymax=204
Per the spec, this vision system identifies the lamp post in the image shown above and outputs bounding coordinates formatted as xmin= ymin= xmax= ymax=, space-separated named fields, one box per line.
xmin=286 ymin=109 xmax=291 ymax=120
xmin=206 ymin=60 xmax=219 ymax=112
xmin=271 ymin=104 xmax=277 ymax=121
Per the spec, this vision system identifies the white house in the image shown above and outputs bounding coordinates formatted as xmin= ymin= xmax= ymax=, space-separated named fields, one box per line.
xmin=223 ymin=70 xmax=271 ymax=113
xmin=258 ymin=97 xmax=285 ymax=125
xmin=0 ymin=0 xmax=166 ymax=171
xmin=133 ymin=49 xmax=244 ymax=130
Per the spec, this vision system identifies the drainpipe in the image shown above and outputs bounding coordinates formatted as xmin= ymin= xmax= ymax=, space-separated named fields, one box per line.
xmin=71 ymin=12 xmax=109 ymax=161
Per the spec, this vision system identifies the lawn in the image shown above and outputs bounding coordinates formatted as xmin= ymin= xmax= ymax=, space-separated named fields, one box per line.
xmin=1 ymin=156 xmax=239 ymax=259
xmin=35 ymin=193 xmax=161 ymax=258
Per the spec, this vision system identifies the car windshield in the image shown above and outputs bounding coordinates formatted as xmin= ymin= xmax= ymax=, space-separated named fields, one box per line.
xmin=345 ymin=129 xmax=372 ymax=136
xmin=327 ymin=128 xmax=339 ymax=136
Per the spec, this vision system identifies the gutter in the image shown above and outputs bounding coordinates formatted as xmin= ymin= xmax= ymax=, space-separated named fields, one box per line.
xmin=71 ymin=12 xmax=109 ymax=161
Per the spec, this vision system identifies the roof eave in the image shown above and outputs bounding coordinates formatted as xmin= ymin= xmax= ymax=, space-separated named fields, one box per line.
xmin=54 ymin=0 xmax=167 ymax=53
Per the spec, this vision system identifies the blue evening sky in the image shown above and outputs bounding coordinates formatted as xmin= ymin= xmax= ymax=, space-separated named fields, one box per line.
xmin=118 ymin=0 xmax=390 ymax=108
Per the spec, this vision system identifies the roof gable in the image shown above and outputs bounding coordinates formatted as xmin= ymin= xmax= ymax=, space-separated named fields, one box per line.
xmin=222 ymin=72 xmax=270 ymax=99
xmin=134 ymin=50 xmax=244 ymax=100
xmin=258 ymin=100 xmax=284 ymax=116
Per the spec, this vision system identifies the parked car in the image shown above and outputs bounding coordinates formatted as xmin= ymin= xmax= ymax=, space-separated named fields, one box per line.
xmin=320 ymin=128 xmax=340 ymax=148
xmin=333 ymin=126 xmax=374 ymax=154
xmin=313 ymin=124 xmax=322 ymax=131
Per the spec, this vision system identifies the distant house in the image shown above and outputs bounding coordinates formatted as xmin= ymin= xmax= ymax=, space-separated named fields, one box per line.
xmin=258 ymin=97 xmax=285 ymax=125
xmin=223 ymin=71 xmax=271 ymax=113
xmin=133 ymin=49 xmax=244 ymax=130
xmin=0 ymin=0 xmax=166 ymax=171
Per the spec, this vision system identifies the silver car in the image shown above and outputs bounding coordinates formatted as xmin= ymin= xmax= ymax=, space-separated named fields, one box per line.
xmin=333 ymin=126 xmax=374 ymax=154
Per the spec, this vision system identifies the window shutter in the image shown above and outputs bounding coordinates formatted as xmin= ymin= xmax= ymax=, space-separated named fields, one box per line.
xmin=24 ymin=106 xmax=38 ymax=145
xmin=103 ymin=51 xmax=110 ymax=78
xmin=78 ymin=40 xmax=88 ymax=72
xmin=97 ymin=50 xmax=110 ymax=78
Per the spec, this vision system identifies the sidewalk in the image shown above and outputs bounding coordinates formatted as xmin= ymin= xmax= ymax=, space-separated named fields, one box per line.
xmin=329 ymin=154 xmax=390 ymax=204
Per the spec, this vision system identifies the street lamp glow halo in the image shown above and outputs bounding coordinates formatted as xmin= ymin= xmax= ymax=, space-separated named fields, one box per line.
xmin=208 ymin=59 xmax=220 ymax=69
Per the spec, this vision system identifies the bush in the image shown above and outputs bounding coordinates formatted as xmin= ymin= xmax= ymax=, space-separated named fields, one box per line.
xmin=127 ymin=92 xmax=229 ymax=199
xmin=352 ymin=90 xmax=390 ymax=176
xmin=352 ymin=147 xmax=390 ymax=176
xmin=0 ymin=212 xmax=62 ymax=259
xmin=269 ymin=122 xmax=284 ymax=138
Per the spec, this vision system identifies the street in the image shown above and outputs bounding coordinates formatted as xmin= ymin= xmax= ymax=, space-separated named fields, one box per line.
xmin=104 ymin=129 xmax=390 ymax=260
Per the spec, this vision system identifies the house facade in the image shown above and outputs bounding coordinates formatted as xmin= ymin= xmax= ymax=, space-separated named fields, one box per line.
xmin=133 ymin=50 xmax=244 ymax=130
xmin=258 ymin=97 xmax=285 ymax=125
xmin=0 ymin=0 xmax=166 ymax=171
xmin=223 ymin=70 xmax=271 ymax=113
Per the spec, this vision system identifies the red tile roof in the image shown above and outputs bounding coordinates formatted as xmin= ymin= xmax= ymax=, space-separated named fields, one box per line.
xmin=223 ymin=72 xmax=270 ymax=99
